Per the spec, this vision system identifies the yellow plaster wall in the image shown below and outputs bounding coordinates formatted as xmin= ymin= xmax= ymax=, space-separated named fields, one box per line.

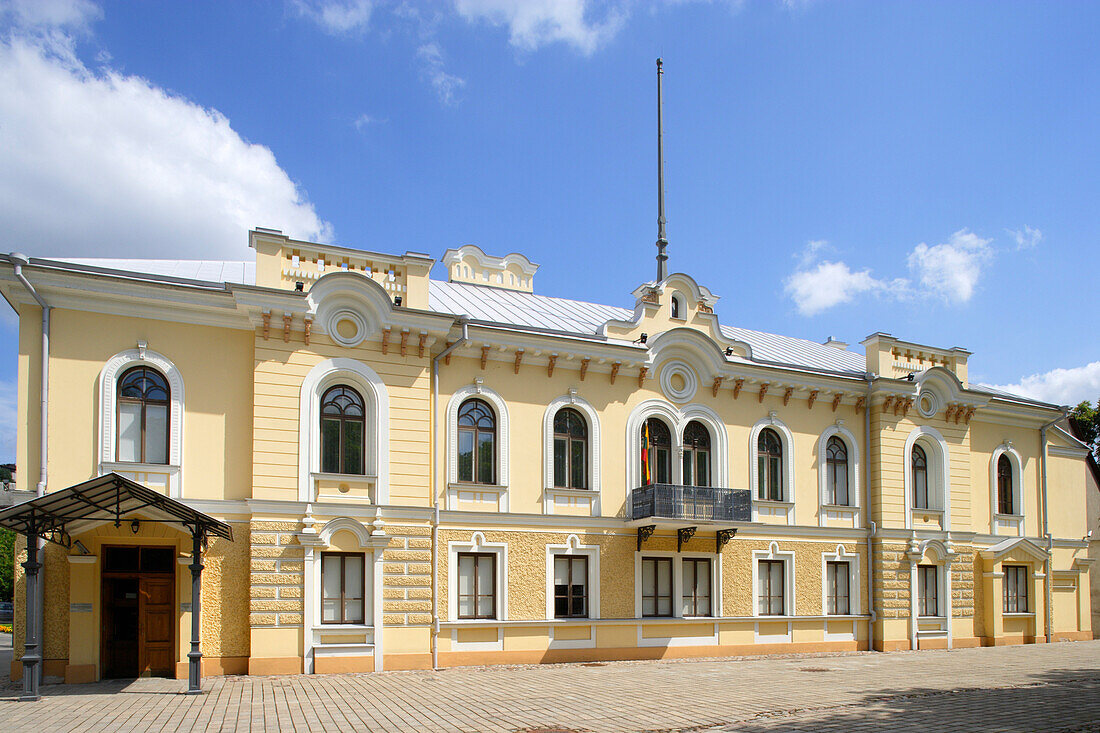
xmin=969 ymin=421 xmax=1043 ymax=535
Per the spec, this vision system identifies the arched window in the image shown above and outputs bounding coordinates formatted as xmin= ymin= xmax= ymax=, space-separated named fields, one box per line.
xmin=320 ymin=385 xmax=365 ymax=475
xmin=670 ymin=295 xmax=682 ymax=319
xmin=117 ymin=366 xmax=170 ymax=464
xmin=458 ymin=399 xmax=496 ymax=484
xmin=825 ymin=436 xmax=849 ymax=506
xmin=997 ymin=454 xmax=1013 ymax=515
xmin=553 ymin=408 xmax=588 ymax=489
xmin=757 ymin=428 xmax=783 ymax=501
xmin=682 ymin=420 xmax=711 ymax=487
xmin=642 ymin=418 xmax=672 ymax=484
xmin=911 ymin=444 xmax=929 ymax=509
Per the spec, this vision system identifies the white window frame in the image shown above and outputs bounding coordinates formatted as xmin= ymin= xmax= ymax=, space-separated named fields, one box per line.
xmin=448 ymin=532 xmax=507 ymax=623
xmin=903 ymin=426 xmax=951 ymax=529
xmin=545 ymin=534 xmax=600 ymax=621
xmin=749 ymin=413 xmax=795 ymax=523
xmin=751 ymin=542 xmax=795 ymax=617
xmin=624 ymin=399 xmax=729 ymax=492
xmin=633 ymin=550 xmax=722 ymax=619
xmin=542 ymin=392 xmax=602 ymax=514
xmin=98 ymin=347 xmax=184 ymax=497
xmin=446 ymin=381 xmax=510 ymax=511
xmin=990 ymin=443 xmax=1024 ymax=535
xmin=299 ymin=358 xmax=390 ymax=504
xmin=817 ymin=423 xmax=861 ymax=527
xmin=821 ymin=545 xmax=860 ymax=616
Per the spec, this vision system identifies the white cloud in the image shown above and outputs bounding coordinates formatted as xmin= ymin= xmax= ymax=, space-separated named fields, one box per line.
xmin=784 ymin=239 xmax=909 ymax=316
xmin=906 ymin=228 xmax=993 ymax=304
xmin=0 ymin=378 xmax=15 ymax=463
xmin=354 ymin=113 xmax=377 ymax=130
xmin=453 ymin=0 xmax=627 ymax=55
xmin=292 ymin=0 xmax=373 ymax=34
xmin=1006 ymin=225 xmax=1042 ymax=251
xmin=0 ymin=0 xmax=101 ymax=33
xmin=417 ymin=42 xmax=466 ymax=105
xmin=991 ymin=361 xmax=1100 ymax=407
xmin=0 ymin=37 xmax=332 ymax=259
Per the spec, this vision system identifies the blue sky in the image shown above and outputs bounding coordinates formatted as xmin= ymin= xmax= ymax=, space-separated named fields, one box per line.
xmin=0 ymin=0 xmax=1098 ymax=461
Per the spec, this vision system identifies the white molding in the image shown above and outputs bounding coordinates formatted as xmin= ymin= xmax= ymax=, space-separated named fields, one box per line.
xmin=903 ymin=426 xmax=951 ymax=530
xmin=98 ymin=348 xmax=184 ymax=498
xmin=821 ymin=544 xmax=861 ymax=618
xmin=545 ymin=534 xmax=601 ymax=628
xmin=298 ymin=358 xmax=390 ymax=504
xmin=659 ymin=360 xmax=698 ymax=404
xmin=447 ymin=533 xmax=508 ymax=623
xmin=816 ymin=423 xmax=861 ymax=527
xmin=752 ymin=541 xmax=796 ymax=617
xmin=623 ymin=399 xmax=730 ymax=493
xmin=750 ymin=415 xmax=795 ymax=522
xmin=542 ymin=394 xmax=601 ymax=514
xmin=446 ymin=382 xmax=510 ymax=510
xmin=633 ymin=549 xmax=721 ymax=621
xmin=989 ymin=443 xmax=1024 ymax=535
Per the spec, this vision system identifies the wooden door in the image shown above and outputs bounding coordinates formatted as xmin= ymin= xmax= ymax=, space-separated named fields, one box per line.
xmin=139 ymin=576 xmax=174 ymax=677
xmin=102 ymin=577 xmax=139 ymax=678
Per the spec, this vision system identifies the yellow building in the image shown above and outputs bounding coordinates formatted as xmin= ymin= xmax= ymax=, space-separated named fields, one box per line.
xmin=1 ymin=228 xmax=1094 ymax=689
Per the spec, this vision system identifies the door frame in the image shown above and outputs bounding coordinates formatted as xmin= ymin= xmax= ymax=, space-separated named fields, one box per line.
xmin=99 ymin=544 xmax=178 ymax=679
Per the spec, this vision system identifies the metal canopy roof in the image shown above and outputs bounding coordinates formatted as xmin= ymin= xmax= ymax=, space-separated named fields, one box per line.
xmin=0 ymin=473 xmax=232 ymax=546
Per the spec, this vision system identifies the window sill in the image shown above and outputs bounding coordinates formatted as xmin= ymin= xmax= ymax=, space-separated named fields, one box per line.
xmin=754 ymin=499 xmax=793 ymax=507
xmin=994 ymin=513 xmax=1024 ymax=520
xmin=313 ymin=623 xmax=372 ymax=631
xmin=545 ymin=487 xmax=595 ymax=497
xmin=1002 ymin=612 xmax=1035 ymax=618
xmin=313 ymin=471 xmax=377 ymax=482
xmin=911 ymin=508 xmax=944 ymax=515
xmin=101 ymin=461 xmax=178 ymax=471
xmin=821 ymin=503 xmax=857 ymax=510
xmin=449 ymin=482 xmax=508 ymax=493
xmin=753 ymin=614 xmax=790 ymax=619
xmin=918 ymin=615 xmax=946 ymax=621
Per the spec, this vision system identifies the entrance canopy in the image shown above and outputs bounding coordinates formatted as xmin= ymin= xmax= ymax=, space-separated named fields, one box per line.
xmin=0 ymin=472 xmax=231 ymax=700
xmin=0 ymin=472 xmax=232 ymax=546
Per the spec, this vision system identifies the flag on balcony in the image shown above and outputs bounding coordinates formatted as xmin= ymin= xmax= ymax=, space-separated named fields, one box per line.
xmin=641 ymin=421 xmax=651 ymax=484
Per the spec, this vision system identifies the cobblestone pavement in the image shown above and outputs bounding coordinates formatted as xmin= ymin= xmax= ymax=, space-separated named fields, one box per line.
xmin=2 ymin=641 xmax=1099 ymax=732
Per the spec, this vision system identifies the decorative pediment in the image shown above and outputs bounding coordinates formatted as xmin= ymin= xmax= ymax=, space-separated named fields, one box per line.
xmin=979 ymin=537 xmax=1050 ymax=563
xmin=305 ymin=271 xmax=395 ymax=347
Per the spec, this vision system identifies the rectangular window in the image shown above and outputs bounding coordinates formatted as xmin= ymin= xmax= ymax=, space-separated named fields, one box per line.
xmin=457 ymin=430 xmax=474 ymax=482
xmin=117 ymin=401 xmax=141 ymax=462
xmin=913 ymin=472 xmax=929 ymax=509
xmin=1003 ymin=565 xmax=1029 ymax=613
xmin=917 ymin=564 xmax=938 ymax=617
xmin=553 ymin=555 xmax=588 ymax=618
xmin=681 ymin=558 xmax=712 ymax=617
xmin=641 ymin=557 xmax=673 ymax=617
xmin=321 ymin=552 xmax=364 ymax=624
xmin=826 ymin=561 xmax=850 ymax=615
xmin=457 ymin=553 xmax=496 ymax=619
xmin=829 ymin=466 xmax=848 ymax=506
xmin=757 ymin=560 xmax=785 ymax=615
xmin=553 ymin=437 xmax=567 ymax=487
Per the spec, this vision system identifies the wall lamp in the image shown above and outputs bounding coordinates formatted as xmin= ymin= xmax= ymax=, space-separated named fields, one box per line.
xmin=725 ymin=347 xmax=734 ymax=356
xmin=130 ymin=519 xmax=140 ymax=534
xmin=294 ymin=281 xmax=304 ymax=292
xmin=394 ymin=296 xmax=403 ymax=307
xmin=634 ymin=332 xmax=648 ymax=345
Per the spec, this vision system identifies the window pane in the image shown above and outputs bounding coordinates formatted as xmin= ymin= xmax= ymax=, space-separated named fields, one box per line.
xmin=477 ymin=433 xmax=495 ymax=483
xmin=914 ymin=470 xmax=927 ymax=508
xmin=477 ymin=557 xmax=494 ymax=600
xmin=322 ymin=599 xmax=339 ymax=622
xmin=144 ymin=403 xmax=168 ymax=464
xmin=344 ymin=555 xmax=363 ymax=599
xmin=656 ymin=449 xmax=669 ymax=484
xmin=834 ymin=467 xmax=848 ymax=506
xmin=554 ymin=557 xmax=568 ymax=586
xmin=553 ymin=438 xmax=567 ymax=487
xmin=458 ymin=597 xmax=474 ymax=617
xmin=642 ymin=597 xmax=656 ymax=616
xmin=344 ymin=600 xmax=363 ymax=623
xmin=769 ymin=457 xmax=782 ymax=500
xmin=117 ymin=402 xmax=141 ymax=462
xmin=321 ymin=418 xmax=341 ymax=473
xmin=682 ymin=451 xmax=693 ymax=486
xmin=457 ymin=431 xmax=474 ymax=482
xmin=696 ymin=451 xmax=709 ymax=487
xmin=571 ymin=440 xmax=586 ymax=489
xmin=642 ymin=561 xmax=655 ymax=596
xmin=757 ymin=455 xmax=767 ymax=499
xmin=658 ymin=596 xmax=672 ymax=616
xmin=343 ymin=421 xmax=364 ymax=475
xmin=458 ymin=555 xmax=474 ymax=597
xmin=322 ymin=556 xmax=342 ymax=601
xmin=698 ymin=562 xmax=710 ymax=597
xmin=477 ymin=594 xmax=494 ymax=618
xmin=657 ymin=561 xmax=671 ymax=596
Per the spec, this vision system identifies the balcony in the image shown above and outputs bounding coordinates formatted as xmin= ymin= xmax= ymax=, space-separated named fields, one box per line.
xmin=630 ymin=484 xmax=751 ymax=524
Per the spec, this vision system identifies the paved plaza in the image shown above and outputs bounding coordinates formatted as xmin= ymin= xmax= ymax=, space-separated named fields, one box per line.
xmin=2 ymin=641 xmax=1099 ymax=732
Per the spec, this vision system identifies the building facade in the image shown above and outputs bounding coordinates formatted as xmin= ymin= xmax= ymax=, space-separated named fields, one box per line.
xmin=3 ymin=229 xmax=1095 ymax=683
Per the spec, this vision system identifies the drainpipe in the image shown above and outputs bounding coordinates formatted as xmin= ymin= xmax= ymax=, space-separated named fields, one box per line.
xmin=10 ymin=252 xmax=49 ymax=688
xmin=430 ymin=317 xmax=469 ymax=670
xmin=863 ymin=373 xmax=877 ymax=643
xmin=1039 ymin=407 xmax=1068 ymax=644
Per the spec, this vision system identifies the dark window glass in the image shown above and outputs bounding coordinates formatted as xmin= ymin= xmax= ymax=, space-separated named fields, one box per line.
xmin=682 ymin=421 xmax=711 ymax=488
xmin=458 ymin=399 xmax=496 ymax=484
xmin=641 ymin=557 xmax=673 ymax=616
xmin=682 ymin=558 xmax=712 ymax=616
xmin=457 ymin=553 xmax=496 ymax=619
xmin=912 ymin=445 xmax=929 ymax=509
xmin=552 ymin=408 xmax=588 ymax=489
xmin=826 ymin=436 xmax=849 ymax=506
xmin=553 ymin=555 xmax=588 ymax=618
xmin=918 ymin=564 xmax=938 ymax=617
xmin=643 ymin=419 xmax=672 ymax=485
xmin=103 ymin=546 xmax=140 ymax=573
xmin=140 ymin=547 xmax=175 ymax=573
xmin=997 ymin=454 xmax=1014 ymax=515
xmin=671 ymin=296 xmax=681 ymax=319
xmin=758 ymin=429 xmax=783 ymax=501
xmin=320 ymin=385 xmax=366 ymax=475
xmin=758 ymin=560 xmax=785 ymax=615
xmin=826 ymin=561 xmax=850 ymax=615
xmin=1003 ymin=565 xmax=1029 ymax=613
xmin=321 ymin=552 xmax=365 ymax=624
xmin=116 ymin=366 xmax=170 ymax=464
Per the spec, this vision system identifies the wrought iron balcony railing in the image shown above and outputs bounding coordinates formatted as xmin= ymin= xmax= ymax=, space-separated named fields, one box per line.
xmin=631 ymin=483 xmax=751 ymax=523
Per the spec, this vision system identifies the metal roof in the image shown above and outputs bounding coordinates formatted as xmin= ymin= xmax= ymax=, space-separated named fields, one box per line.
xmin=0 ymin=473 xmax=232 ymax=544
xmin=55 ymin=258 xmax=255 ymax=285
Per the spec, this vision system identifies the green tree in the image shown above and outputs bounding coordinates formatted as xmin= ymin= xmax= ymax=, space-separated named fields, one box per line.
xmin=1069 ymin=398 xmax=1100 ymax=460
xmin=0 ymin=527 xmax=12 ymax=602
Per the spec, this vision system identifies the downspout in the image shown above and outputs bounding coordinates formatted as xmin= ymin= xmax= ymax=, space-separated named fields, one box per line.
xmin=1039 ymin=407 xmax=1068 ymax=644
xmin=10 ymin=253 xmax=49 ymax=687
xmin=863 ymin=373 xmax=877 ymax=642
xmin=431 ymin=317 xmax=469 ymax=670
